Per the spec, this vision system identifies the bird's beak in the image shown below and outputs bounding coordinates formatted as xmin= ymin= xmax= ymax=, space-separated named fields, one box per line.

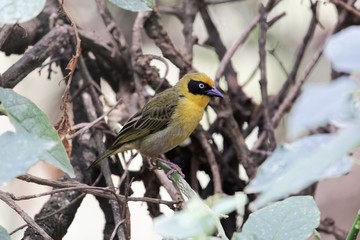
xmin=206 ymin=87 xmax=224 ymax=98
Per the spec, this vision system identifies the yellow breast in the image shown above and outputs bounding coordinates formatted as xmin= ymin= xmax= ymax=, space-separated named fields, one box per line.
xmin=172 ymin=97 xmax=207 ymax=135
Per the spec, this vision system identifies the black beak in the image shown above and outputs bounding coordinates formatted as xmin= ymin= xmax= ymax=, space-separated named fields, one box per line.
xmin=206 ymin=87 xmax=224 ymax=98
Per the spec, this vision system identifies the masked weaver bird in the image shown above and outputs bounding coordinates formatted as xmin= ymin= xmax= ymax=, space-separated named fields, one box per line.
xmin=89 ymin=72 xmax=223 ymax=169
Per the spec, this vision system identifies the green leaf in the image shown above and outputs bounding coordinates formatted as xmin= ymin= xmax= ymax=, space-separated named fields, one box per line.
xmin=325 ymin=26 xmax=360 ymax=73
xmin=248 ymin=124 xmax=360 ymax=209
xmin=246 ymin=134 xmax=353 ymax=194
xmin=109 ymin=0 xmax=153 ymax=12
xmin=235 ymin=196 xmax=320 ymax=240
xmin=0 ymin=225 xmax=11 ymax=240
xmin=154 ymin=194 xmax=245 ymax=239
xmin=154 ymin=197 xmax=217 ymax=238
xmin=0 ymin=88 xmax=74 ymax=177
xmin=0 ymin=0 xmax=46 ymax=26
xmin=211 ymin=193 xmax=247 ymax=216
xmin=0 ymin=131 xmax=54 ymax=185
xmin=288 ymin=76 xmax=359 ymax=139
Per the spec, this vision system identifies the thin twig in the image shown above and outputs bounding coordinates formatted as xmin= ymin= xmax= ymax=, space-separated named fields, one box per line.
xmin=0 ymin=190 xmax=53 ymax=240
xmin=272 ymin=0 xmax=318 ymax=108
xmin=94 ymin=0 xmax=130 ymax=57
xmin=181 ymin=0 xmax=198 ymax=63
xmin=68 ymin=98 xmax=123 ymax=140
xmin=132 ymin=11 xmax=152 ymax=106
xmin=197 ymin=131 xmax=222 ymax=194
xmin=11 ymin=174 xmax=102 ymax=229
xmin=118 ymin=155 xmax=135 ymax=188
xmin=77 ymin=55 xmax=102 ymax=94
xmin=144 ymin=12 xmax=193 ymax=74
xmin=9 ymin=224 xmax=27 ymax=236
xmin=268 ymin=46 xmax=289 ymax=77
xmin=241 ymin=60 xmax=259 ymax=87
xmin=318 ymin=218 xmax=347 ymax=240
xmin=330 ymin=0 xmax=360 ymax=18
xmin=15 ymin=174 xmax=177 ymax=208
xmin=151 ymin=55 xmax=170 ymax=92
xmin=89 ymin=95 xmax=127 ymax=240
xmin=215 ymin=15 xmax=260 ymax=82
xmin=258 ymin=0 xmax=277 ymax=149
xmin=244 ymin=1 xmax=318 ymax=137
xmin=110 ymin=220 xmax=125 ymax=240
xmin=251 ymin=43 xmax=324 ymax=151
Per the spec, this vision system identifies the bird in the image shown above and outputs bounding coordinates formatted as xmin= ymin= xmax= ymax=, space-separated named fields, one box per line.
xmin=89 ymin=72 xmax=224 ymax=169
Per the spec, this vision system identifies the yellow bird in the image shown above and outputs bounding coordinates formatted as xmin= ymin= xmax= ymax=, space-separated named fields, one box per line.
xmin=89 ymin=72 xmax=223 ymax=168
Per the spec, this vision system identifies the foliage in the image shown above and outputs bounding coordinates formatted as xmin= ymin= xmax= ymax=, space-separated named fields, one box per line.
xmin=0 ymin=0 xmax=46 ymax=26
xmin=234 ymin=196 xmax=320 ymax=240
xmin=246 ymin=134 xmax=354 ymax=209
xmin=324 ymin=26 xmax=360 ymax=73
xmin=0 ymin=225 xmax=10 ymax=240
xmin=0 ymin=87 xmax=75 ymax=180
xmin=0 ymin=131 xmax=54 ymax=184
xmin=109 ymin=0 xmax=153 ymax=12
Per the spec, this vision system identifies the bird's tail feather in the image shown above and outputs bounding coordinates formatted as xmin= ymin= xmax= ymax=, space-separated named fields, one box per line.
xmin=88 ymin=149 xmax=117 ymax=169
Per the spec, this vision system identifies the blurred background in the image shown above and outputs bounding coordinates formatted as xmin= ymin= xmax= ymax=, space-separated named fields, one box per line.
xmin=1 ymin=0 xmax=359 ymax=239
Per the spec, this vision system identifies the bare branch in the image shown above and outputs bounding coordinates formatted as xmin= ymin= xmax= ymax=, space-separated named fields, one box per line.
xmin=0 ymin=190 xmax=53 ymax=240
xmin=196 ymin=131 xmax=222 ymax=194
xmin=258 ymin=0 xmax=277 ymax=149
xmin=0 ymin=25 xmax=14 ymax=49
xmin=2 ymin=25 xmax=74 ymax=88
xmin=144 ymin=12 xmax=193 ymax=74
xmin=215 ymin=15 xmax=260 ymax=82
xmin=330 ymin=0 xmax=360 ymax=18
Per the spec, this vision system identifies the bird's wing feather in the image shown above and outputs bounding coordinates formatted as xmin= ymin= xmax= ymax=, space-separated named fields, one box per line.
xmin=110 ymin=89 xmax=179 ymax=147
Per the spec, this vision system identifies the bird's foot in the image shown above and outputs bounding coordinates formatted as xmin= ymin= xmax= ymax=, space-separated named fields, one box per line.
xmin=155 ymin=157 xmax=185 ymax=178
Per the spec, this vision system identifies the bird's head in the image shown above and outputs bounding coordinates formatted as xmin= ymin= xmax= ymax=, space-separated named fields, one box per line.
xmin=176 ymin=73 xmax=224 ymax=107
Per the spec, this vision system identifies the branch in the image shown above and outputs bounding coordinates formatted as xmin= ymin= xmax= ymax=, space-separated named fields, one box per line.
xmin=318 ymin=218 xmax=347 ymax=240
xmin=94 ymin=0 xmax=130 ymax=58
xmin=244 ymin=0 xmax=318 ymax=137
xmin=2 ymin=25 xmax=74 ymax=88
xmin=0 ymin=0 xmax=59 ymax=55
xmin=182 ymin=0 xmax=198 ymax=62
xmin=144 ymin=12 xmax=193 ymax=74
xmin=196 ymin=130 xmax=222 ymax=194
xmin=215 ymin=15 xmax=260 ymax=82
xmin=0 ymin=190 xmax=53 ymax=240
xmin=272 ymin=1 xmax=319 ymax=108
xmin=149 ymin=159 xmax=184 ymax=204
xmin=251 ymin=41 xmax=324 ymax=151
xmin=16 ymin=174 xmax=177 ymax=209
xmin=258 ymin=0 xmax=277 ymax=149
xmin=330 ymin=0 xmax=360 ymax=18
xmin=131 ymin=11 xmax=152 ymax=106
xmin=0 ymin=25 xmax=14 ymax=49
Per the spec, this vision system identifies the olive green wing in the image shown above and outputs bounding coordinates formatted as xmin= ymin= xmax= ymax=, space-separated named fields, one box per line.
xmin=110 ymin=89 xmax=179 ymax=147
xmin=88 ymin=90 xmax=179 ymax=168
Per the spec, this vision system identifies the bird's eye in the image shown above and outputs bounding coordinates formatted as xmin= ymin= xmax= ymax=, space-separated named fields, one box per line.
xmin=199 ymin=83 xmax=205 ymax=89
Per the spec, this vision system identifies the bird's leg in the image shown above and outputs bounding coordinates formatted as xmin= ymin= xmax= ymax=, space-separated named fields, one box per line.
xmin=147 ymin=157 xmax=160 ymax=171
xmin=155 ymin=155 xmax=185 ymax=178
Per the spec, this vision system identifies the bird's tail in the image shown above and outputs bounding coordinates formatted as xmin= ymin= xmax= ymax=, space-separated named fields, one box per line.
xmin=88 ymin=148 xmax=118 ymax=169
